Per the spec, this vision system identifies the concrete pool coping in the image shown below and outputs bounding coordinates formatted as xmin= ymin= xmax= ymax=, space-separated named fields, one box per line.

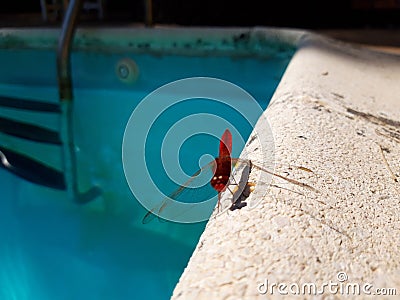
xmin=1 ymin=27 xmax=399 ymax=298
xmin=171 ymin=31 xmax=400 ymax=299
xmin=0 ymin=26 xmax=301 ymax=58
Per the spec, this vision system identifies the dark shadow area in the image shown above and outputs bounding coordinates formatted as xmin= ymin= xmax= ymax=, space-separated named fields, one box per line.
xmin=1 ymin=0 xmax=400 ymax=29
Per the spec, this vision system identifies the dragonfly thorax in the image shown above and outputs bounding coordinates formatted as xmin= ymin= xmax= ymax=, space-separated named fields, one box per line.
xmin=210 ymin=174 xmax=230 ymax=192
xmin=210 ymin=156 xmax=231 ymax=192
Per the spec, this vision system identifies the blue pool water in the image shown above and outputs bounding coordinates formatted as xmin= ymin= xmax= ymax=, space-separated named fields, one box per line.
xmin=0 ymin=47 xmax=291 ymax=299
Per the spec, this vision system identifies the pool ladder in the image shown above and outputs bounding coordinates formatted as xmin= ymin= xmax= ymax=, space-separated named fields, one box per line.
xmin=0 ymin=0 xmax=101 ymax=204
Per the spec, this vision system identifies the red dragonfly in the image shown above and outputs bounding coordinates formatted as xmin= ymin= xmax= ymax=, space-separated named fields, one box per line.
xmin=209 ymin=128 xmax=233 ymax=210
xmin=142 ymin=129 xmax=315 ymax=224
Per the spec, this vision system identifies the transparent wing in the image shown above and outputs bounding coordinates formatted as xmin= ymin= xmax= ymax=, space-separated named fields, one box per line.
xmin=231 ymin=158 xmax=317 ymax=191
xmin=209 ymin=158 xmax=320 ymax=214
xmin=142 ymin=156 xmax=319 ymax=223
xmin=142 ymin=160 xmax=217 ymax=224
xmin=215 ymin=159 xmax=252 ymax=213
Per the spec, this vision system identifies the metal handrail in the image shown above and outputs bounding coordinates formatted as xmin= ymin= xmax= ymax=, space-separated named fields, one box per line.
xmin=57 ymin=0 xmax=101 ymax=204
xmin=57 ymin=0 xmax=82 ymax=101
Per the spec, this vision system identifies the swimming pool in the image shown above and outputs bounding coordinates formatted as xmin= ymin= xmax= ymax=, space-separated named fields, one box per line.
xmin=0 ymin=28 xmax=295 ymax=299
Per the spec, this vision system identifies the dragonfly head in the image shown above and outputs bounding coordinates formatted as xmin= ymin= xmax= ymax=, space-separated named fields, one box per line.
xmin=210 ymin=175 xmax=229 ymax=192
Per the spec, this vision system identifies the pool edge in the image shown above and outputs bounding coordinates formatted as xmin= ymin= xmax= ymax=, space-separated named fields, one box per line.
xmin=0 ymin=27 xmax=304 ymax=57
xmin=172 ymin=31 xmax=400 ymax=299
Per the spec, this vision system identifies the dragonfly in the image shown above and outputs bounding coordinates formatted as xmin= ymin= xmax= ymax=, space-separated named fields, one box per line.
xmin=142 ymin=129 xmax=315 ymax=224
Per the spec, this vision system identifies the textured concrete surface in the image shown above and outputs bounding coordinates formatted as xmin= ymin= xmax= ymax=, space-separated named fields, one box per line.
xmin=172 ymin=33 xmax=400 ymax=299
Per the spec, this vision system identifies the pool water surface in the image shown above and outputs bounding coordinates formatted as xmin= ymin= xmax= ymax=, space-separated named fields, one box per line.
xmin=0 ymin=47 xmax=292 ymax=299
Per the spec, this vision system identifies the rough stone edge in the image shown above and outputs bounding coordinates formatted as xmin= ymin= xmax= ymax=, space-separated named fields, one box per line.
xmin=0 ymin=27 xmax=303 ymax=58
xmin=172 ymin=31 xmax=400 ymax=299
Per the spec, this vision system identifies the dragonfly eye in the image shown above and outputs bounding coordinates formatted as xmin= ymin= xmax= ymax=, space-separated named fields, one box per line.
xmin=212 ymin=176 xmax=217 ymax=181
xmin=218 ymin=175 xmax=223 ymax=179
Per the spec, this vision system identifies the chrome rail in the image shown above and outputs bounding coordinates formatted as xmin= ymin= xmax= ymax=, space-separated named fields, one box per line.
xmin=57 ymin=0 xmax=101 ymax=204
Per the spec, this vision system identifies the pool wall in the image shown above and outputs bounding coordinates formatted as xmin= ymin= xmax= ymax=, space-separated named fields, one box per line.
xmin=172 ymin=32 xmax=400 ymax=298
xmin=0 ymin=27 xmax=302 ymax=57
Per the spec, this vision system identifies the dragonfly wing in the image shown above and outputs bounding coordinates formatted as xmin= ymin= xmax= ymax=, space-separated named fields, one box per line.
xmin=231 ymin=158 xmax=316 ymax=192
xmin=216 ymin=159 xmax=252 ymax=212
xmin=142 ymin=160 xmax=217 ymax=223
xmin=251 ymin=162 xmax=316 ymax=191
xmin=142 ymin=199 xmax=169 ymax=224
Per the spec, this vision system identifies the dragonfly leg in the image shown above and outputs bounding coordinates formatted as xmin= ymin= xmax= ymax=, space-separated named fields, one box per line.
xmin=231 ymin=175 xmax=238 ymax=186
xmin=217 ymin=193 xmax=221 ymax=212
